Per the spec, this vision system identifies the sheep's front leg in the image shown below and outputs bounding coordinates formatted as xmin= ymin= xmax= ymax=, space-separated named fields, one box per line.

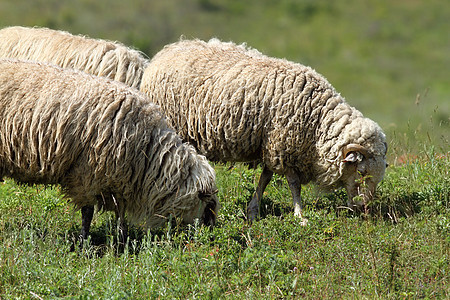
xmin=247 ymin=166 xmax=273 ymax=221
xmin=285 ymin=171 xmax=308 ymax=226
xmin=80 ymin=205 xmax=95 ymax=241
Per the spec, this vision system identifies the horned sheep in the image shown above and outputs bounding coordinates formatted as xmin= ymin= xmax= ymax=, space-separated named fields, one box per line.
xmin=140 ymin=39 xmax=388 ymax=223
xmin=0 ymin=59 xmax=218 ymax=242
xmin=0 ymin=26 xmax=148 ymax=89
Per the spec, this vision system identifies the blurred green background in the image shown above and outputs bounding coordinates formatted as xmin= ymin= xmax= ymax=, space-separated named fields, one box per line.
xmin=0 ymin=0 xmax=448 ymax=156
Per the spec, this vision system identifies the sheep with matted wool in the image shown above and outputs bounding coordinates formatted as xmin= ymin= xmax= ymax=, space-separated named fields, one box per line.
xmin=0 ymin=28 xmax=388 ymax=222
xmin=140 ymin=39 xmax=388 ymax=223
xmin=0 ymin=59 xmax=218 ymax=243
xmin=0 ymin=26 xmax=148 ymax=89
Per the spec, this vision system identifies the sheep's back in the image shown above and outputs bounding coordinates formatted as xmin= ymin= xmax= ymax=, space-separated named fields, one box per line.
xmin=142 ymin=40 xmax=278 ymax=162
xmin=0 ymin=60 xmax=163 ymax=190
xmin=142 ymin=39 xmax=340 ymax=172
xmin=0 ymin=26 xmax=148 ymax=89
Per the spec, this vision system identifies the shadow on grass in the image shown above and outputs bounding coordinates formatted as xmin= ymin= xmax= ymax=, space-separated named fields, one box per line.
xmin=66 ymin=215 xmax=217 ymax=257
xmin=244 ymin=184 xmax=448 ymax=225
xmin=371 ymin=186 xmax=448 ymax=222
xmin=67 ymin=220 xmax=147 ymax=256
xmin=259 ymin=196 xmax=293 ymax=219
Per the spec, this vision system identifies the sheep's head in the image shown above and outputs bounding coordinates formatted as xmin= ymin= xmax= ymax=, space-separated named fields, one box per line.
xmin=181 ymin=189 xmax=219 ymax=226
xmin=340 ymin=143 xmax=387 ymax=210
xmin=199 ymin=190 xmax=220 ymax=226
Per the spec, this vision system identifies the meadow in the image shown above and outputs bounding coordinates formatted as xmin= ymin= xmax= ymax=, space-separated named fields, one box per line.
xmin=0 ymin=147 xmax=448 ymax=298
xmin=0 ymin=0 xmax=449 ymax=298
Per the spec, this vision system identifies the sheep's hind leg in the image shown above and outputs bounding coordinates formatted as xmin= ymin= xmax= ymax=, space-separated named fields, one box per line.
xmin=285 ymin=171 xmax=308 ymax=226
xmin=114 ymin=208 xmax=128 ymax=251
xmin=80 ymin=205 xmax=94 ymax=241
xmin=247 ymin=166 xmax=273 ymax=221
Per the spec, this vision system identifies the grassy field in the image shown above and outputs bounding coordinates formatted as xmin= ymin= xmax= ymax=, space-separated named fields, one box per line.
xmin=0 ymin=146 xmax=448 ymax=298
xmin=0 ymin=0 xmax=449 ymax=298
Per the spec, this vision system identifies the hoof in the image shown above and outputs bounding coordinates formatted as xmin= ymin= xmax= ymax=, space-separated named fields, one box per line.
xmin=300 ymin=218 xmax=308 ymax=226
xmin=247 ymin=207 xmax=259 ymax=222
xmin=294 ymin=211 xmax=308 ymax=226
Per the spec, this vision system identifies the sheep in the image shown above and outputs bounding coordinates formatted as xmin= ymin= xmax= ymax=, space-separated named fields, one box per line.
xmin=140 ymin=39 xmax=388 ymax=224
xmin=0 ymin=28 xmax=387 ymax=223
xmin=0 ymin=26 xmax=151 ymax=234
xmin=0 ymin=26 xmax=149 ymax=89
xmin=0 ymin=59 xmax=219 ymax=243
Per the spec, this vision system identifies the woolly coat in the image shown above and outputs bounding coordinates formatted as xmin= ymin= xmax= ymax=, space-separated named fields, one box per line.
xmin=0 ymin=26 xmax=149 ymax=89
xmin=141 ymin=39 xmax=387 ymax=189
xmin=0 ymin=59 xmax=218 ymax=228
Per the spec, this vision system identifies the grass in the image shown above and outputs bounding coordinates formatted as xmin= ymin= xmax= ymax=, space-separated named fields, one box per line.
xmin=0 ymin=146 xmax=448 ymax=299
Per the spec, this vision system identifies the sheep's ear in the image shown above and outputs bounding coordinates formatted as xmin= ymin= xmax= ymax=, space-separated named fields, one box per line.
xmin=202 ymin=201 xmax=217 ymax=226
xmin=343 ymin=151 xmax=364 ymax=163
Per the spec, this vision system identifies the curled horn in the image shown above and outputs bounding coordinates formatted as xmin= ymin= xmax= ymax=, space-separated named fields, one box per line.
xmin=342 ymin=144 xmax=372 ymax=159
